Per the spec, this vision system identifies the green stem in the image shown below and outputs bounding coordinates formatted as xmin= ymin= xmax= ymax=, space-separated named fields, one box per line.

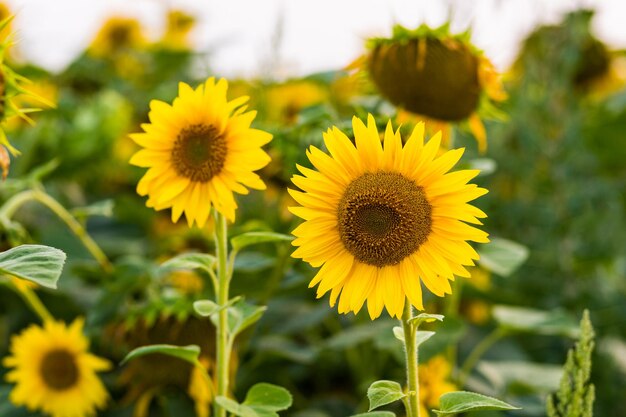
xmin=0 ymin=189 xmax=113 ymax=273
xmin=214 ymin=212 xmax=231 ymax=417
xmin=402 ymin=301 xmax=420 ymax=417
xmin=10 ymin=280 xmax=54 ymax=322
xmin=457 ymin=327 xmax=507 ymax=387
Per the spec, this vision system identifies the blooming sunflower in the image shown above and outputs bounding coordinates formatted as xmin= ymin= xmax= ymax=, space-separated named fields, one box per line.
xmin=3 ymin=319 xmax=111 ymax=417
xmin=353 ymin=23 xmax=506 ymax=153
xmin=129 ymin=77 xmax=272 ymax=225
xmin=289 ymin=115 xmax=488 ymax=319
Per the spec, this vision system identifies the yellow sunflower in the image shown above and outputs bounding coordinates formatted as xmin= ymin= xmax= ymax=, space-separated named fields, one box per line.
xmin=418 ymin=355 xmax=457 ymax=416
xmin=3 ymin=319 xmax=111 ymax=417
xmin=355 ymin=24 xmax=506 ymax=152
xmin=129 ymin=77 xmax=272 ymax=225
xmin=289 ymin=115 xmax=488 ymax=319
xmin=88 ymin=16 xmax=146 ymax=58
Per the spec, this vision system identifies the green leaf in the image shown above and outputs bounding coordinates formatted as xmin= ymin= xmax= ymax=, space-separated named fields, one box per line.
xmin=392 ymin=326 xmax=404 ymax=342
xmin=408 ymin=313 xmax=445 ymax=328
xmin=433 ymin=391 xmax=520 ymax=416
xmin=244 ymin=383 xmax=293 ymax=410
xmin=160 ymin=252 xmax=216 ymax=273
xmin=212 ymin=299 xmax=266 ymax=337
xmin=415 ymin=331 xmax=436 ymax=347
xmin=477 ymin=360 xmax=563 ymax=393
xmin=216 ymin=396 xmax=258 ymax=417
xmin=350 ymin=413 xmax=396 ymax=417
xmin=0 ymin=244 xmax=66 ymax=289
xmin=121 ymin=344 xmax=200 ymax=366
xmin=71 ymin=199 xmax=114 ymax=219
xmin=193 ymin=300 xmax=219 ymax=317
xmin=477 ymin=238 xmax=529 ymax=276
xmin=216 ymin=383 xmax=293 ymax=417
xmin=493 ymin=305 xmax=579 ymax=337
xmin=231 ymin=232 xmax=293 ymax=252
xmin=326 ymin=320 xmax=393 ymax=350
xmin=367 ymin=380 xmax=406 ymax=411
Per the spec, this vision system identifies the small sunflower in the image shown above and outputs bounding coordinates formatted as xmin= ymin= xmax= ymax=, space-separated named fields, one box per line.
xmin=357 ymin=24 xmax=506 ymax=152
xmin=89 ymin=16 xmax=146 ymax=57
xmin=290 ymin=115 xmax=488 ymax=319
xmin=264 ymin=80 xmax=328 ymax=124
xmin=159 ymin=10 xmax=196 ymax=50
xmin=418 ymin=355 xmax=457 ymax=416
xmin=130 ymin=77 xmax=272 ymax=225
xmin=2 ymin=319 xmax=111 ymax=417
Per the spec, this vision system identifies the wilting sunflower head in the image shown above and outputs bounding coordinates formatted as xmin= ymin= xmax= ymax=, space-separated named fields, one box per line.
xmin=89 ymin=16 xmax=146 ymax=57
xmin=130 ymin=77 xmax=272 ymax=225
xmin=363 ymin=24 xmax=506 ymax=152
xmin=160 ymin=10 xmax=196 ymax=50
xmin=2 ymin=319 xmax=111 ymax=417
xmin=290 ymin=114 xmax=488 ymax=319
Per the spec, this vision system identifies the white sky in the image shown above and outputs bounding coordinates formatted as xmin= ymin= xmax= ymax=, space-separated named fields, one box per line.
xmin=5 ymin=0 xmax=626 ymax=78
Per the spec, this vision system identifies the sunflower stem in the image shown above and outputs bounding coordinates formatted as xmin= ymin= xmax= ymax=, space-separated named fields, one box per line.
xmin=457 ymin=327 xmax=507 ymax=387
xmin=9 ymin=280 xmax=54 ymax=322
xmin=0 ymin=188 xmax=113 ymax=273
xmin=214 ymin=212 xmax=231 ymax=417
xmin=401 ymin=301 xmax=421 ymax=417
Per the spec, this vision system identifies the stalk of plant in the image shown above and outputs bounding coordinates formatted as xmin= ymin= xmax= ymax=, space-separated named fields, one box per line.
xmin=214 ymin=212 xmax=231 ymax=417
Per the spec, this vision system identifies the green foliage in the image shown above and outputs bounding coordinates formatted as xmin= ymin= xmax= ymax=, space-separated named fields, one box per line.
xmin=366 ymin=380 xmax=406 ymax=411
xmin=477 ymin=238 xmax=529 ymax=277
xmin=433 ymin=391 xmax=520 ymax=416
xmin=0 ymin=244 xmax=66 ymax=289
xmin=547 ymin=310 xmax=596 ymax=417
xmin=121 ymin=344 xmax=201 ymax=366
xmin=216 ymin=383 xmax=293 ymax=417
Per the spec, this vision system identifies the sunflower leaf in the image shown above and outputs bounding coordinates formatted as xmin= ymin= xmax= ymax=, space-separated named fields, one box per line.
xmin=231 ymin=232 xmax=293 ymax=252
xmin=216 ymin=396 xmax=258 ymax=417
xmin=477 ymin=238 xmax=529 ymax=277
xmin=0 ymin=244 xmax=66 ymax=289
xmin=243 ymin=383 xmax=293 ymax=411
xmin=350 ymin=413 xmax=396 ymax=417
xmin=160 ymin=252 xmax=216 ymax=274
xmin=367 ymin=380 xmax=406 ymax=411
xmin=120 ymin=344 xmax=200 ymax=366
xmin=211 ymin=299 xmax=267 ymax=337
xmin=408 ymin=313 xmax=445 ymax=328
xmin=433 ymin=391 xmax=520 ymax=416
xmin=415 ymin=331 xmax=436 ymax=347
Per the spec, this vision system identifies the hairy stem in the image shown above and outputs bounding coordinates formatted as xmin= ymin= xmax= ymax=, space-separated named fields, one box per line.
xmin=402 ymin=301 xmax=421 ymax=417
xmin=214 ymin=212 xmax=231 ymax=417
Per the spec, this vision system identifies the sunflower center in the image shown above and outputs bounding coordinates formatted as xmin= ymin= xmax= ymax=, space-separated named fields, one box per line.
xmin=171 ymin=124 xmax=227 ymax=182
xmin=338 ymin=172 xmax=432 ymax=267
xmin=40 ymin=349 xmax=79 ymax=391
xmin=109 ymin=26 xmax=132 ymax=48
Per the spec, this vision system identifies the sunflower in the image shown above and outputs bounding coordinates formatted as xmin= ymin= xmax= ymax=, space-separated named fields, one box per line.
xmin=289 ymin=115 xmax=488 ymax=319
xmin=88 ymin=16 xmax=146 ymax=57
xmin=355 ymin=23 xmax=506 ymax=153
xmin=2 ymin=319 xmax=111 ymax=417
xmin=129 ymin=77 xmax=272 ymax=225
xmin=264 ymin=80 xmax=328 ymax=124
xmin=418 ymin=355 xmax=457 ymax=416
xmin=159 ymin=10 xmax=196 ymax=50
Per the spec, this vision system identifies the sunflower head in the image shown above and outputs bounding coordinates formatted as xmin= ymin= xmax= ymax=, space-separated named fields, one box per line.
xmin=160 ymin=10 xmax=196 ymax=50
xmin=89 ymin=16 xmax=146 ymax=57
xmin=130 ymin=77 xmax=272 ymax=225
xmin=418 ymin=355 xmax=457 ymax=415
xmin=362 ymin=24 xmax=506 ymax=152
xmin=264 ymin=80 xmax=328 ymax=124
xmin=2 ymin=319 xmax=111 ymax=417
xmin=290 ymin=115 xmax=488 ymax=319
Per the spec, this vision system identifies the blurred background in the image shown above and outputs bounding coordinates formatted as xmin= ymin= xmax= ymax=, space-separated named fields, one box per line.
xmin=0 ymin=0 xmax=625 ymax=417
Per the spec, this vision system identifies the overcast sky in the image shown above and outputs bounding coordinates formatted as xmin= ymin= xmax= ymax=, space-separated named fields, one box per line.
xmin=5 ymin=0 xmax=626 ymax=77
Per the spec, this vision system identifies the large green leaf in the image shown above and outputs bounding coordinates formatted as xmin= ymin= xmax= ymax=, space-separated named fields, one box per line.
xmin=0 ymin=244 xmax=66 ymax=289
xmin=367 ymin=380 xmax=406 ymax=411
xmin=477 ymin=238 xmax=529 ymax=276
xmin=477 ymin=360 xmax=564 ymax=393
xmin=121 ymin=344 xmax=200 ymax=366
xmin=493 ymin=305 xmax=579 ymax=337
xmin=231 ymin=232 xmax=293 ymax=252
xmin=433 ymin=391 xmax=520 ymax=415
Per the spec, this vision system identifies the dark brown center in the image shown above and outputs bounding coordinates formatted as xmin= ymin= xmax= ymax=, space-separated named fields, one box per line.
xmin=337 ymin=172 xmax=432 ymax=267
xmin=109 ymin=25 xmax=132 ymax=48
xmin=171 ymin=124 xmax=227 ymax=182
xmin=40 ymin=349 xmax=79 ymax=391
xmin=368 ymin=37 xmax=480 ymax=121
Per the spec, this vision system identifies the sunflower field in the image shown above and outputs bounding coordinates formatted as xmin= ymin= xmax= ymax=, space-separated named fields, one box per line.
xmin=0 ymin=3 xmax=625 ymax=417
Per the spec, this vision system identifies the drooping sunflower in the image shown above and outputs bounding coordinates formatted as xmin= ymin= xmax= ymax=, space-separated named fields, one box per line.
xmin=3 ymin=319 xmax=111 ymax=417
xmin=289 ymin=115 xmax=488 ymax=319
xmin=129 ymin=77 xmax=272 ymax=225
xmin=353 ymin=23 xmax=506 ymax=152
xmin=88 ymin=16 xmax=146 ymax=57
